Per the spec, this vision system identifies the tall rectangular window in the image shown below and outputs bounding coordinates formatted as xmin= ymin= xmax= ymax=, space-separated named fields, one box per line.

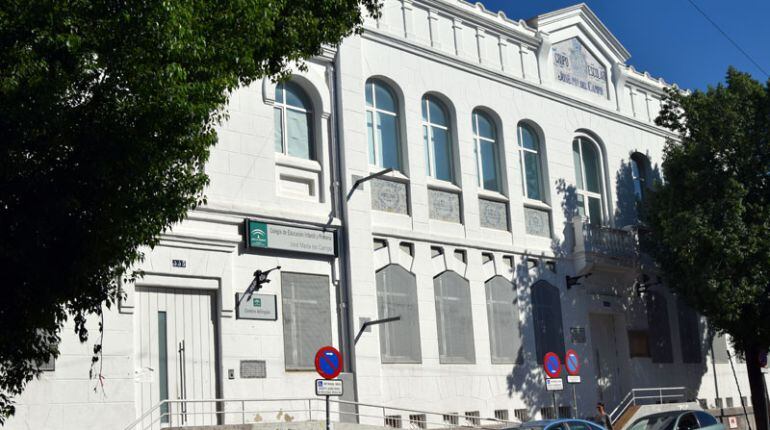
xmin=434 ymin=272 xmax=475 ymax=364
xmin=645 ymin=292 xmax=673 ymax=363
xmin=677 ymin=299 xmax=702 ymax=363
xmin=282 ymin=273 xmax=332 ymax=370
xmin=486 ymin=277 xmax=522 ymax=364
xmin=376 ymin=265 xmax=422 ymax=363
xmin=158 ymin=311 xmax=169 ymax=423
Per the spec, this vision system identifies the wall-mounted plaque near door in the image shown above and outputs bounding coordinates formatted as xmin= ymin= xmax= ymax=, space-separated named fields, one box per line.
xmin=236 ymin=293 xmax=278 ymax=320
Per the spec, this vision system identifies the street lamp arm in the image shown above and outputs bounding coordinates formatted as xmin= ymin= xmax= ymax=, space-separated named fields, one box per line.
xmin=347 ymin=168 xmax=394 ymax=200
xmin=354 ymin=315 xmax=401 ymax=345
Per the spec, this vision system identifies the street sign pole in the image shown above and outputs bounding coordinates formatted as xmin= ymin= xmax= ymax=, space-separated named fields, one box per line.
xmin=552 ymin=392 xmax=558 ymax=418
xmin=572 ymin=385 xmax=578 ymax=418
xmin=564 ymin=349 xmax=581 ymax=419
xmin=326 ymin=395 xmax=330 ymax=430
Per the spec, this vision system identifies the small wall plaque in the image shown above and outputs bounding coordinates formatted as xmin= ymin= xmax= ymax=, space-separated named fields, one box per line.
xmin=172 ymin=259 xmax=187 ymax=268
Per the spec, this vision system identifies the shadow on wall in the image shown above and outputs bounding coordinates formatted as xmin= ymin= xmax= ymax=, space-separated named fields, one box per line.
xmin=504 ymin=169 xmax=716 ymax=420
xmin=613 ymin=153 xmax=662 ymax=228
xmin=505 ymin=178 xmax=580 ymax=419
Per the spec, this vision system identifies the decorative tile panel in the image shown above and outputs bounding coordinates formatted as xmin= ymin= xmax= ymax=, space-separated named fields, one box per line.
xmin=479 ymin=198 xmax=508 ymax=231
xmin=371 ymin=178 xmax=408 ymax=215
xmin=428 ymin=188 xmax=461 ymax=223
xmin=524 ymin=207 xmax=551 ymax=238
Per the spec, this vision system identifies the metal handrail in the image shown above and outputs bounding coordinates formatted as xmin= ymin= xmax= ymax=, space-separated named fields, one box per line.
xmin=609 ymin=387 xmax=687 ymax=424
xmin=124 ymin=397 xmax=519 ymax=430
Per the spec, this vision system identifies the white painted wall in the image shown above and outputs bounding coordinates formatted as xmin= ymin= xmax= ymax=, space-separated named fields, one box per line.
xmin=4 ymin=2 xmax=761 ymax=430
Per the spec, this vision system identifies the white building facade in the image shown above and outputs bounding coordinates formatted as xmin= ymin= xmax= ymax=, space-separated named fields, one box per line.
xmin=6 ymin=2 xmax=765 ymax=430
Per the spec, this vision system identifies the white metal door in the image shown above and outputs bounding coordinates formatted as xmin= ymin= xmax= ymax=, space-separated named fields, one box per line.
xmin=137 ymin=287 xmax=219 ymax=427
xmin=589 ymin=313 xmax=622 ymax=409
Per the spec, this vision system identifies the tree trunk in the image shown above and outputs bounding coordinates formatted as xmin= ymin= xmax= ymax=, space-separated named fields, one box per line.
xmin=746 ymin=344 xmax=769 ymax=430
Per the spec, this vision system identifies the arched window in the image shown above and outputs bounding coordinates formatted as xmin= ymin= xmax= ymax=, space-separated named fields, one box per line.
xmin=376 ymin=265 xmax=421 ymax=363
xmin=630 ymin=152 xmax=650 ymax=201
xmin=422 ymin=95 xmax=454 ymax=182
xmin=645 ymin=291 xmax=673 ymax=363
xmin=434 ymin=271 xmax=475 ymax=363
xmin=531 ymin=280 xmax=565 ymax=363
xmin=366 ymin=80 xmax=402 ymax=171
xmin=485 ymin=276 xmax=522 ymax=364
xmin=573 ymin=136 xmax=606 ymax=225
xmin=518 ymin=123 xmax=545 ymax=201
xmin=472 ymin=110 xmax=500 ymax=192
xmin=274 ymin=81 xmax=314 ymax=159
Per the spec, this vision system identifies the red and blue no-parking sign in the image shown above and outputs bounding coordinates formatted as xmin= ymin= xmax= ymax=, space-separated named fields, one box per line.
xmin=543 ymin=352 xmax=562 ymax=378
xmin=315 ymin=346 xmax=343 ymax=380
xmin=565 ymin=349 xmax=580 ymax=376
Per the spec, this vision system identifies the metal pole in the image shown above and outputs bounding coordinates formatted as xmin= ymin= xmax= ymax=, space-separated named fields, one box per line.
xmin=326 ymin=395 xmax=331 ymax=430
xmin=242 ymin=400 xmax=245 ymax=424
xmin=573 ymin=385 xmax=578 ymax=418
xmin=727 ymin=350 xmax=753 ymax=430
xmin=553 ymin=392 xmax=558 ymax=419
xmin=309 ymin=399 xmax=312 ymax=421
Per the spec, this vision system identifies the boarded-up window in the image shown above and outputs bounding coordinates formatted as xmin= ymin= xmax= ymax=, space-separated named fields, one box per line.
xmin=376 ymin=265 xmax=422 ymax=363
xmin=485 ymin=276 xmax=522 ymax=364
xmin=531 ymin=280 xmax=565 ymax=363
xmin=434 ymin=271 xmax=475 ymax=363
xmin=628 ymin=330 xmax=651 ymax=358
xmin=282 ymin=273 xmax=332 ymax=370
xmin=677 ymin=299 xmax=702 ymax=363
xmin=645 ymin=291 xmax=673 ymax=363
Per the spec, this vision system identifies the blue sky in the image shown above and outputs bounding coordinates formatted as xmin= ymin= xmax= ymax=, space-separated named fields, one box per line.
xmin=478 ymin=0 xmax=770 ymax=91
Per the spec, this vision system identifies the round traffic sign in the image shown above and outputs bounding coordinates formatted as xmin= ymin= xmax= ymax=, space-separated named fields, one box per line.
xmin=315 ymin=346 xmax=343 ymax=379
xmin=565 ymin=349 xmax=580 ymax=376
xmin=543 ymin=352 xmax=562 ymax=378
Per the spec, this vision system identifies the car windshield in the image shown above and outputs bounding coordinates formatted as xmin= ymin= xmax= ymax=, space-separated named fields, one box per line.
xmin=628 ymin=414 xmax=678 ymax=430
xmin=520 ymin=426 xmax=545 ymax=430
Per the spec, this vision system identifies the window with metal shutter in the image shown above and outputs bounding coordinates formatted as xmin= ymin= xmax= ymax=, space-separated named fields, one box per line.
xmin=434 ymin=271 xmax=475 ymax=363
xmin=677 ymin=299 xmax=702 ymax=363
xmin=531 ymin=280 xmax=565 ymax=363
xmin=645 ymin=291 xmax=673 ymax=363
xmin=376 ymin=265 xmax=422 ymax=363
xmin=485 ymin=276 xmax=522 ymax=364
xmin=281 ymin=272 xmax=332 ymax=370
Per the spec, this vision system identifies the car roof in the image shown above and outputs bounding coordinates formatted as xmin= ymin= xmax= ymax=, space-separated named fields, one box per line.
xmin=635 ymin=410 xmax=701 ymax=420
xmin=521 ymin=419 xmax=601 ymax=426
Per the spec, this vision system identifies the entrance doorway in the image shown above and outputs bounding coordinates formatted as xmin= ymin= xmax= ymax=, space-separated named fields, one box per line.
xmin=589 ymin=313 xmax=623 ymax=409
xmin=136 ymin=287 xmax=220 ymax=427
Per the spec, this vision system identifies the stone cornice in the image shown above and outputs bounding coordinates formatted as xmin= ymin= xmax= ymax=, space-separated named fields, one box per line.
xmin=361 ymin=29 xmax=678 ymax=140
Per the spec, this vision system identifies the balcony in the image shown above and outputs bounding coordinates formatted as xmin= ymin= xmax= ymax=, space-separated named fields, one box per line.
xmin=571 ymin=216 xmax=640 ymax=275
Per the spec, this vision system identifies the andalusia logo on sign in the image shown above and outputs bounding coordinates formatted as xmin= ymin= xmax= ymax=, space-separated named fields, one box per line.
xmin=249 ymin=221 xmax=268 ymax=248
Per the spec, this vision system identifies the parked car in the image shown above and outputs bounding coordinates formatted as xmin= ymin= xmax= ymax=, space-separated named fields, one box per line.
xmin=627 ymin=411 xmax=724 ymax=430
xmin=512 ymin=419 xmax=607 ymax=430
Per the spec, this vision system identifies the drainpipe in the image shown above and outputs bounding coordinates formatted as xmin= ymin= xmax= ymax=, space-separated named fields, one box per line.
xmin=327 ymin=48 xmax=359 ymax=407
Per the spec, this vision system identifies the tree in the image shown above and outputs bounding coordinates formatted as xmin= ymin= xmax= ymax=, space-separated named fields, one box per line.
xmin=647 ymin=68 xmax=770 ymax=430
xmin=0 ymin=0 xmax=379 ymax=422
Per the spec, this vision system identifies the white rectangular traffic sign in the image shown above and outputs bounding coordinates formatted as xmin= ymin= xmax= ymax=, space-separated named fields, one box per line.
xmin=315 ymin=379 xmax=343 ymax=396
xmin=545 ymin=378 xmax=564 ymax=391
xmin=567 ymin=375 xmax=582 ymax=384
